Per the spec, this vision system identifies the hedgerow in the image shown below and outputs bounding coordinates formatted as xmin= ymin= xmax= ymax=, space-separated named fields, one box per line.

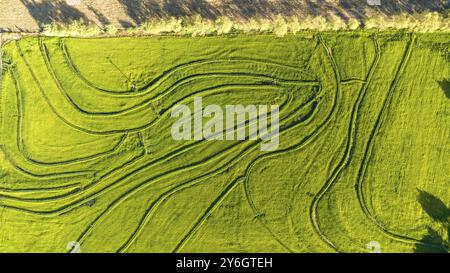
xmin=40 ymin=12 xmax=450 ymax=37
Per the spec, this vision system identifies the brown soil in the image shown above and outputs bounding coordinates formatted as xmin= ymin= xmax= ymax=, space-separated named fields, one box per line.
xmin=0 ymin=0 xmax=449 ymax=32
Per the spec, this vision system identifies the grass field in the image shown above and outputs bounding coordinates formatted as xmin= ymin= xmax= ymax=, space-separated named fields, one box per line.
xmin=0 ymin=32 xmax=449 ymax=253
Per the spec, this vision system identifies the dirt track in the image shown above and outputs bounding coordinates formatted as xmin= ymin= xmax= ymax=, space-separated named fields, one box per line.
xmin=0 ymin=0 xmax=449 ymax=32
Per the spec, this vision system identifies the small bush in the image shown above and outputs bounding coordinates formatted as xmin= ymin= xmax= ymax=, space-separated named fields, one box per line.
xmin=273 ymin=15 xmax=288 ymax=37
xmin=43 ymin=21 xmax=103 ymax=37
xmin=347 ymin=18 xmax=361 ymax=30
xmin=287 ymin=17 xmax=301 ymax=34
xmin=138 ymin=17 xmax=183 ymax=35
xmin=105 ymin=25 xmax=119 ymax=36
xmin=365 ymin=12 xmax=449 ymax=32
xmin=215 ymin=17 xmax=234 ymax=35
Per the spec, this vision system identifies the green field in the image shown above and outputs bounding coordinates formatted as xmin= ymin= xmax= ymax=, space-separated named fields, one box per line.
xmin=0 ymin=32 xmax=448 ymax=253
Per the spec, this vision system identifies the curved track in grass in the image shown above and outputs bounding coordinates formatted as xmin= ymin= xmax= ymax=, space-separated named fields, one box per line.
xmin=2 ymin=34 xmax=445 ymax=253
xmin=1 ymin=43 xmax=322 ymax=229
xmin=60 ymin=38 xmax=317 ymax=95
xmin=74 ymin=93 xmax=321 ymax=253
xmin=354 ymin=33 xmax=446 ymax=251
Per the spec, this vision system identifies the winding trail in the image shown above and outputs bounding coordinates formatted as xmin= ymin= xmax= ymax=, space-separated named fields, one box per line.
xmin=241 ymin=35 xmax=342 ymax=252
xmin=78 ymin=93 xmax=319 ymax=253
xmin=0 ymin=81 xmax=299 ymax=207
xmin=308 ymin=36 xmax=381 ymax=252
xmin=171 ymin=177 xmax=244 ymax=253
xmin=307 ymin=34 xmax=343 ymax=252
xmin=60 ymin=38 xmax=317 ymax=95
xmin=354 ymin=33 xmax=444 ymax=251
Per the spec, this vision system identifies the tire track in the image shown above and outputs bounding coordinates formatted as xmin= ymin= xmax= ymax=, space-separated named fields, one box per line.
xmin=354 ymin=33 xmax=444 ymax=251
xmin=75 ymin=94 xmax=320 ymax=253
xmin=240 ymin=104 xmax=324 ymax=253
xmin=306 ymin=34 xmax=343 ymax=252
xmin=60 ymin=38 xmax=317 ymax=95
xmin=77 ymin=142 xmax=258 ymax=253
xmin=3 ymin=37 xmax=316 ymax=208
xmin=27 ymin=39 xmax=318 ymax=135
xmin=3 ymin=38 xmax=329 ymax=252
xmin=116 ymin=100 xmax=319 ymax=253
xmin=0 ymin=85 xmax=299 ymax=210
xmin=5 ymin=67 xmax=114 ymax=174
xmin=47 ymin=39 xmax=317 ymax=115
xmin=1 ymin=89 xmax=275 ymax=204
xmin=13 ymin=63 xmax=127 ymax=165
xmin=0 ymin=69 xmax=94 ymax=176
xmin=239 ymin=35 xmax=342 ymax=253
xmin=171 ymin=177 xmax=243 ymax=253
xmin=308 ymin=36 xmax=381 ymax=252
xmin=168 ymin=103 xmax=318 ymax=254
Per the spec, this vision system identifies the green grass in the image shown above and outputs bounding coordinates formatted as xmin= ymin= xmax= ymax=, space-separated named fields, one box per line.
xmin=0 ymin=32 xmax=448 ymax=253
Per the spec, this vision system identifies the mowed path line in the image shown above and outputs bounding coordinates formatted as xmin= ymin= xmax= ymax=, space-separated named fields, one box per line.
xmin=1 ymin=37 xmax=319 ymax=210
xmin=60 ymin=39 xmax=317 ymax=95
xmin=0 ymin=74 xmax=300 ymax=206
xmin=82 ymin=93 xmax=319 ymax=253
xmin=308 ymin=36 xmax=381 ymax=252
xmin=307 ymin=34 xmax=344 ymax=252
xmin=355 ymin=33 xmax=445 ymax=251
xmin=240 ymin=36 xmax=341 ymax=253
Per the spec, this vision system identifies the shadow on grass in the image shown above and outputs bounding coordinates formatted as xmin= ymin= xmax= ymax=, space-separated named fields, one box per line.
xmin=417 ymin=190 xmax=450 ymax=222
xmin=438 ymin=79 xmax=450 ymax=99
xmin=414 ymin=190 xmax=449 ymax=253
xmin=415 ymin=227 xmax=448 ymax=253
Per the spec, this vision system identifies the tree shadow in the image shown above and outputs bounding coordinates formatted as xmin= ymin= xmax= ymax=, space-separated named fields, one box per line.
xmin=20 ymin=0 xmax=89 ymax=27
xmin=116 ymin=0 xmax=448 ymax=24
xmin=10 ymin=0 xmax=450 ymax=31
xmin=415 ymin=227 xmax=448 ymax=253
xmin=438 ymin=79 xmax=450 ymax=99
xmin=86 ymin=5 xmax=110 ymax=27
xmin=163 ymin=0 xmax=220 ymax=19
xmin=119 ymin=0 xmax=164 ymax=25
xmin=417 ymin=190 xmax=450 ymax=222
xmin=414 ymin=190 xmax=449 ymax=253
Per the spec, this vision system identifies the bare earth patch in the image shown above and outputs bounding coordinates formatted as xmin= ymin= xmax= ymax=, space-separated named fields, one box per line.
xmin=0 ymin=0 xmax=449 ymax=32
